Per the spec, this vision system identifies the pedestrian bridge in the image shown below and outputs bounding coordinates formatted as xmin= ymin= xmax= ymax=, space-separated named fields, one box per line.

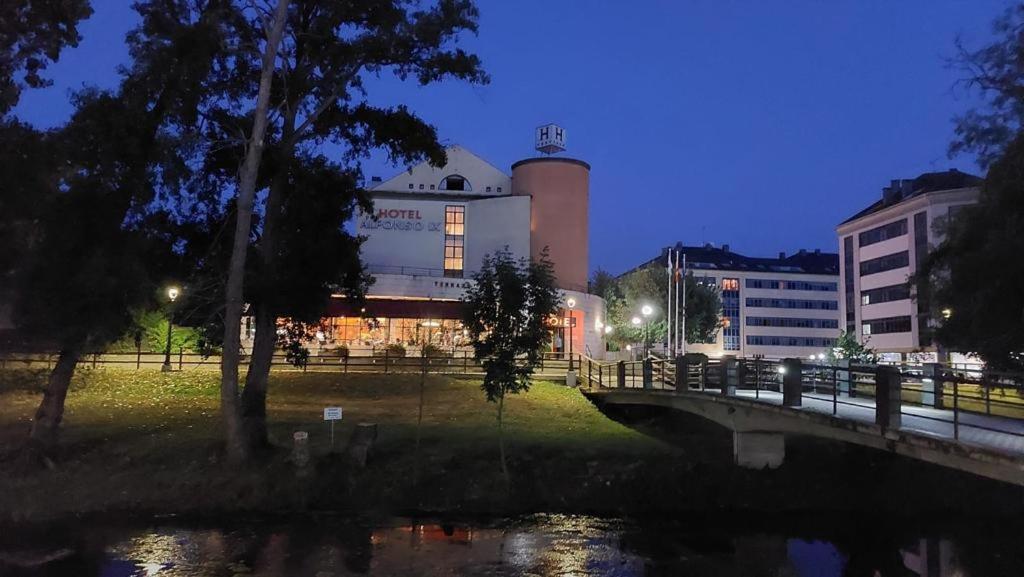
xmin=577 ymin=355 xmax=1024 ymax=486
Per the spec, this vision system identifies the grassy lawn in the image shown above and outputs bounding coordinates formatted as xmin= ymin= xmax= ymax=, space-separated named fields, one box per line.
xmin=0 ymin=368 xmax=673 ymax=521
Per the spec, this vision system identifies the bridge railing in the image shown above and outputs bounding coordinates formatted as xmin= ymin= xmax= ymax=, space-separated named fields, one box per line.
xmin=582 ymin=354 xmax=1024 ymax=451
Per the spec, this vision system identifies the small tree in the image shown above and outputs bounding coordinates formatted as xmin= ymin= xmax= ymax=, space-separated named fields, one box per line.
xmin=827 ymin=330 xmax=878 ymax=364
xmin=463 ymin=248 xmax=559 ymax=481
xmin=606 ymin=267 xmax=722 ymax=349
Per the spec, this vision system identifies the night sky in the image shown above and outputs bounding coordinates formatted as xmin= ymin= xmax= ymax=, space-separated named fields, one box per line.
xmin=12 ymin=1 xmax=1010 ymax=274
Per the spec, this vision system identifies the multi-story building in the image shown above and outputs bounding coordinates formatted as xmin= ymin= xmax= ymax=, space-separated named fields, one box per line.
xmin=242 ymin=138 xmax=608 ymax=358
xmin=627 ymin=244 xmax=841 ymax=360
xmin=837 ymin=169 xmax=981 ymax=362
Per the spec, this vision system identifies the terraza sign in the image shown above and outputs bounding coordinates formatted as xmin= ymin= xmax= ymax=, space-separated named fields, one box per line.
xmin=359 ymin=206 xmax=442 ymax=233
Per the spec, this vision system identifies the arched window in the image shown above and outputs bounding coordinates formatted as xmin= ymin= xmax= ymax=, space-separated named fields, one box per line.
xmin=439 ymin=174 xmax=471 ymax=191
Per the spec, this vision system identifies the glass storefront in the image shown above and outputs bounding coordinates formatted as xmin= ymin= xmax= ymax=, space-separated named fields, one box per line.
xmin=321 ymin=316 xmax=469 ymax=349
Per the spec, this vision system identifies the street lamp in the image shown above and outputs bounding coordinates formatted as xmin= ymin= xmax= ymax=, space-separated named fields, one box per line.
xmin=566 ymin=297 xmax=577 ymax=370
xmin=162 ymin=286 xmax=180 ymax=372
xmin=641 ymin=304 xmax=653 ymax=357
xmin=941 ymin=308 xmax=953 ymax=320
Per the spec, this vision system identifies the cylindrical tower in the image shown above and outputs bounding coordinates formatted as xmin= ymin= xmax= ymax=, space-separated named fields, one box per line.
xmin=511 ymin=157 xmax=590 ymax=292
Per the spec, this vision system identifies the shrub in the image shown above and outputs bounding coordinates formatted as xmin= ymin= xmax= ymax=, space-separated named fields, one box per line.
xmin=421 ymin=343 xmax=451 ymax=358
xmin=373 ymin=343 xmax=406 ymax=358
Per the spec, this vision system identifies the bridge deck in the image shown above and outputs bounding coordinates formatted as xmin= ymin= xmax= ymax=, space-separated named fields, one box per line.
xmin=609 ymin=376 xmax=1024 ymax=458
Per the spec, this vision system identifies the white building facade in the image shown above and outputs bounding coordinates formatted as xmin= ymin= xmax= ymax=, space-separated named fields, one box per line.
xmin=308 ymin=145 xmax=607 ymax=358
xmin=836 ymin=170 xmax=981 ymax=362
xmin=629 ymin=244 xmax=841 ymax=360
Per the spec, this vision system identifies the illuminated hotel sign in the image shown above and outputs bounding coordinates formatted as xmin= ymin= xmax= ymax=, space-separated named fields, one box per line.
xmin=359 ymin=206 xmax=442 ymax=233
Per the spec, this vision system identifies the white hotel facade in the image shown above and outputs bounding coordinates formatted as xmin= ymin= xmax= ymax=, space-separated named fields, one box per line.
xmin=274 ymin=137 xmax=609 ymax=358
xmin=836 ymin=169 xmax=981 ymax=362
xmin=628 ymin=244 xmax=842 ymax=360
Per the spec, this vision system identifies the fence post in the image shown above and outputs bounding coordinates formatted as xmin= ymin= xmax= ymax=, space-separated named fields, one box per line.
xmin=384 ymin=350 xmax=389 ymax=374
xmin=642 ymin=358 xmax=653 ymax=389
xmin=616 ymin=361 xmax=626 ymax=389
xmin=674 ymin=356 xmax=688 ymax=392
xmin=875 ymin=365 xmax=902 ymax=431
xmin=953 ymin=380 xmax=960 ymax=440
xmin=588 ymin=359 xmax=593 ymax=388
xmin=92 ymin=353 xmax=98 ymax=370
xmin=782 ymin=358 xmax=802 ymax=407
xmin=721 ymin=355 xmax=738 ymax=396
xmin=921 ymin=363 xmax=944 ymax=409
xmin=178 ymin=347 xmax=183 ymax=371
xmin=754 ymin=356 xmax=761 ymax=399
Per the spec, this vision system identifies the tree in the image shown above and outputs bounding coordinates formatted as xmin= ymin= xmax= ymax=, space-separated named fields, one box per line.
xmin=462 ymin=248 xmax=559 ymax=481
xmin=950 ymin=4 xmax=1024 ymax=168
xmin=827 ymin=330 xmax=878 ymax=364
xmin=128 ymin=0 xmax=488 ymax=459
xmin=915 ymin=134 xmax=1024 ymax=371
xmin=588 ymin=267 xmax=616 ymax=299
xmin=0 ymin=0 xmax=93 ymax=114
xmin=6 ymin=89 xmax=182 ymax=455
xmin=606 ymin=266 xmax=722 ymax=350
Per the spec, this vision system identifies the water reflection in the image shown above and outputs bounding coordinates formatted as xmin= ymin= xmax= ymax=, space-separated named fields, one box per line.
xmin=2 ymin=515 xmax=1018 ymax=576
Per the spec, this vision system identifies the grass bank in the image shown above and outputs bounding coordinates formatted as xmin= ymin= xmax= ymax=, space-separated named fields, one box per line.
xmin=1 ymin=368 xmax=1021 ymax=524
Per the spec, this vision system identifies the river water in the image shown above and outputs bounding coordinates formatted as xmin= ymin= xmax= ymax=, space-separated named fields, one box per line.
xmin=3 ymin=514 xmax=1020 ymax=576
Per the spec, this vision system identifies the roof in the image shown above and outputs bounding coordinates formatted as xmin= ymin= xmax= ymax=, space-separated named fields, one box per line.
xmin=624 ymin=243 xmax=840 ymax=277
xmin=370 ymin=145 xmax=511 ymax=197
xmin=841 ymin=169 xmax=982 ymax=225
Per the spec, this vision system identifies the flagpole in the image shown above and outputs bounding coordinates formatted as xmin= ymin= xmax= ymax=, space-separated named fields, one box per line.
xmin=679 ymin=252 xmax=686 ymax=356
xmin=666 ymin=248 xmax=673 ymax=357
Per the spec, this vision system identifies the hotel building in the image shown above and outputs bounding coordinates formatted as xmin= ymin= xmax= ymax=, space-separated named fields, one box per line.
xmin=836 ymin=169 xmax=981 ymax=362
xmin=259 ymin=136 xmax=607 ymax=358
xmin=628 ymin=244 xmax=841 ymax=360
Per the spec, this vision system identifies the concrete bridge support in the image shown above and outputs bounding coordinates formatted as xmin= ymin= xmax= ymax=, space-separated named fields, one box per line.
xmin=733 ymin=431 xmax=786 ymax=469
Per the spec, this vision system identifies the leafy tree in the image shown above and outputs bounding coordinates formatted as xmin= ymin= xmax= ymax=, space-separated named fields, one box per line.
xmin=0 ymin=0 xmax=93 ymax=114
xmin=588 ymin=268 xmax=616 ymax=299
xmin=950 ymin=4 xmax=1024 ymax=168
xmin=827 ymin=330 xmax=878 ymax=364
xmin=6 ymin=90 xmax=182 ymax=454
xmin=915 ymin=135 xmax=1024 ymax=371
xmin=128 ymin=0 xmax=487 ymax=459
xmin=463 ymin=248 xmax=559 ymax=481
xmin=606 ymin=266 xmax=722 ymax=350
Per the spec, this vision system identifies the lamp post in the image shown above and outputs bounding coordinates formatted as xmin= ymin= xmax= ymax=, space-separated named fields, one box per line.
xmin=162 ymin=286 xmax=180 ymax=372
xmin=566 ymin=297 xmax=576 ymax=370
xmin=641 ymin=304 xmax=653 ymax=357
xmin=631 ymin=316 xmax=642 ymax=359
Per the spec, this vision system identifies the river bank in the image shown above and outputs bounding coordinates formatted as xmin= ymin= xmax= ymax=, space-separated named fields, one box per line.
xmin=1 ymin=369 xmax=1022 ymax=526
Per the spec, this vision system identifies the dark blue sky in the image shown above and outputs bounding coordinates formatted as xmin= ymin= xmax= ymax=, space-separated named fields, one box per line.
xmin=13 ymin=1 xmax=1009 ymax=275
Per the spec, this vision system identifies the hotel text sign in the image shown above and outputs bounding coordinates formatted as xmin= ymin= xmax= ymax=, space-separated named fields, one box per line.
xmin=359 ymin=206 xmax=442 ymax=233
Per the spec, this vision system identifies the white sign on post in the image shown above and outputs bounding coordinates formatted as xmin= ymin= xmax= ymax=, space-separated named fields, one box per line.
xmin=324 ymin=407 xmax=342 ymax=449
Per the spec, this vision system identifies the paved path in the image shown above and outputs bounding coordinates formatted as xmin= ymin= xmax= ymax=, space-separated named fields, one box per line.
xmin=609 ymin=378 xmax=1024 ymax=457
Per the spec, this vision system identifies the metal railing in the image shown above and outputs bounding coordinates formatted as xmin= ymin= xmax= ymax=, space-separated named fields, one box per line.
xmin=578 ymin=355 xmax=1024 ymax=452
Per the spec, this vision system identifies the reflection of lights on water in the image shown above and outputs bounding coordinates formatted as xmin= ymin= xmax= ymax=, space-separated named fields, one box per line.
xmin=141 ymin=561 xmax=167 ymax=576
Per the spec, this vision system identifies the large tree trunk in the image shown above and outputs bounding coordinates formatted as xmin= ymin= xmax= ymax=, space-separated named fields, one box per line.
xmin=28 ymin=348 xmax=81 ymax=454
xmin=239 ymin=105 xmax=297 ymax=451
xmin=240 ymin=302 xmax=276 ymax=451
xmin=220 ymin=0 xmax=289 ymax=464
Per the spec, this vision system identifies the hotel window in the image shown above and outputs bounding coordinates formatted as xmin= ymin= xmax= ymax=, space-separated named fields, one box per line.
xmin=444 ymin=205 xmax=465 ymax=277
xmin=721 ymin=278 xmax=740 ymax=351
xmin=862 ymin=315 xmax=912 ymax=335
xmin=858 ymin=219 xmax=907 ymax=247
xmin=859 ymin=250 xmax=909 ymax=276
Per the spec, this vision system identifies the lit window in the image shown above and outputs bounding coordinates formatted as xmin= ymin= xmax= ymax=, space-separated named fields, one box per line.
xmin=444 ymin=205 xmax=465 ymax=277
xmin=722 ymin=278 xmax=739 ymax=291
